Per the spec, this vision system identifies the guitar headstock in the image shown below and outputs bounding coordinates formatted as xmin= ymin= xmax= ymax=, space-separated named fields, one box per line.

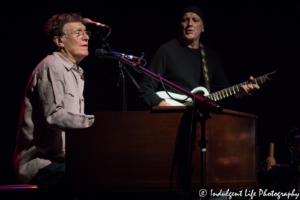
xmin=265 ymin=70 xmax=277 ymax=80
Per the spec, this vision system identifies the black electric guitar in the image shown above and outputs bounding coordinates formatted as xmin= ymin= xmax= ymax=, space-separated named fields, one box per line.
xmin=156 ymin=70 xmax=277 ymax=106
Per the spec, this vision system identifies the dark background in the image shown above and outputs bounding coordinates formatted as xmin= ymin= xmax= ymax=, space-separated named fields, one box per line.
xmin=1 ymin=0 xmax=300 ymax=184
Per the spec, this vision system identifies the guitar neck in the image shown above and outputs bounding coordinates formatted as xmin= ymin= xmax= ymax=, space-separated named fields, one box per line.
xmin=207 ymin=71 xmax=276 ymax=101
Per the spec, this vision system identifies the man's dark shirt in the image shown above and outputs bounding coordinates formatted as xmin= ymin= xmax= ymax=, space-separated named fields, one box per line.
xmin=139 ymin=39 xmax=230 ymax=106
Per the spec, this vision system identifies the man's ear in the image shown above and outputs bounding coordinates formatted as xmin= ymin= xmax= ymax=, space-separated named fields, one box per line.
xmin=53 ymin=36 xmax=64 ymax=47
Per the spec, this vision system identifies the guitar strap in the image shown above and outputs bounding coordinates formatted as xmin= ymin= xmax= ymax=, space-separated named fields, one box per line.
xmin=200 ymin=43 xmax=210 ymax=93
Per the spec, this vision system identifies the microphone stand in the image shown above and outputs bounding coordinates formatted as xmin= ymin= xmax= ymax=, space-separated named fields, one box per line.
xmin=198 ymin=107 xmax=211 ymax=200
xmin=125 ymin=56 xmax=219 ymax=199
xmin=99 ymin=35 xmax=140 ymax=111
xmin=96 ymin=54 xmax=222 ymax=199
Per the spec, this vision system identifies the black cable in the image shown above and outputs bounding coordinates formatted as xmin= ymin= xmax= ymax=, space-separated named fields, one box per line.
xmin=158 ymin=74 xmax=190 ymax=102
xmin=141 ymin=59 xmax=147 ymax=67
xmin=104 ymin=26 xmax=111 ymax=39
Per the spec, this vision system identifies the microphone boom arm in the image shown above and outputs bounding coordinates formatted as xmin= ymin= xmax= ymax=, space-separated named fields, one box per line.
xmin=104 ymin=54 xmax=222 ymax=114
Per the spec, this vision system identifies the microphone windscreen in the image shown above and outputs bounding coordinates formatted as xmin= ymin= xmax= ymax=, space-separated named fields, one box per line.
xmin=95 ymin=49 xmax=106 ymax=58
xmin=83 ymin=18 xmax=91 ymax=24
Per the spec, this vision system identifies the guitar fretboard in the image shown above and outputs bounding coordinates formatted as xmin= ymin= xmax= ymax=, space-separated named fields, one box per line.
xmin=206 ymin=71 xmax=276 ymax=102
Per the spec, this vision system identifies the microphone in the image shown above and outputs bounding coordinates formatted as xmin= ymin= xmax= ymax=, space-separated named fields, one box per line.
xmin=95 ymin=49 xmax=140 ymax=60
xmin=83 ymin=18 xmax=108 ymax=27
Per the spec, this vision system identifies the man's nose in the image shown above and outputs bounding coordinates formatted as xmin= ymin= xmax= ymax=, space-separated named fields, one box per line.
xmin=83 ymin=36 xmax=89 ymax=42
xmin=83 ymin=33 xmax=89 ymax=40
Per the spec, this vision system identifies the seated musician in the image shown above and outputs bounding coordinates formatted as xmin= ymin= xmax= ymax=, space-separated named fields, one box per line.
xmin=140 ymin=6 xmax=259 ymax=106
xmin=14 ymin=13 xmax=94 ymax=186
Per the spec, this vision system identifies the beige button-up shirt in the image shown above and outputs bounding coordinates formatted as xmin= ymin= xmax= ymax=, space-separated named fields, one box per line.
xmin=14 ymin=52 xmax=94 ymax=183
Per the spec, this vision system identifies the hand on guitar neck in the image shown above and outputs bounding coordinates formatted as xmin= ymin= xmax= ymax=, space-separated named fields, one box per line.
xmin=157 ymin=76 xmax=260 ymax=106
xmin=157 ymin=73 xmax=269 ymax=106
xmin=234 ymin=76 xmax=260 ymax=99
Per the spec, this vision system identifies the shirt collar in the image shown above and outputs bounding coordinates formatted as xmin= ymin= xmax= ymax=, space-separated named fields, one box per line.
xmin=72 ymin=65 xmax=84 ymax=75
xmin=52 ymin=51 xmax=84 ymax=73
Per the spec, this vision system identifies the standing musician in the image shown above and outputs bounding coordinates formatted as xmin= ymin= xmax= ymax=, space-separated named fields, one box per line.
xmin=140 ymin=6 xmax=259 ymax=106
xmin=14 ymin=13 xmax=94 ymax=186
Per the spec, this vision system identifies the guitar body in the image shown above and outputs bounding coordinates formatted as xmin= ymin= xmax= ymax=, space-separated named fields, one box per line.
xmin=156 ymin=86 xmax=209 ymax=106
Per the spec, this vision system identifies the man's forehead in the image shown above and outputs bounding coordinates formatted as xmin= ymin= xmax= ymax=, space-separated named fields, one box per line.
xmin=64 ymin=22 xmax=86 ymax=31
xmin=182 ymin=12 xmax=201 ymax=19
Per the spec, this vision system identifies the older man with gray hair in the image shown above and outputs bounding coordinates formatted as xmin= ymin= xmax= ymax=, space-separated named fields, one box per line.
xmin=14 ymin=13 xmax=94 ymax=186
xmin=140 ymin=6 xmax=259 ymax=107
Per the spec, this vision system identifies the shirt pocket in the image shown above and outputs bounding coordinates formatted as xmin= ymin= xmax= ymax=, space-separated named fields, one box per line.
xmin=64 ymin=84 xmax=74 ymax=101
